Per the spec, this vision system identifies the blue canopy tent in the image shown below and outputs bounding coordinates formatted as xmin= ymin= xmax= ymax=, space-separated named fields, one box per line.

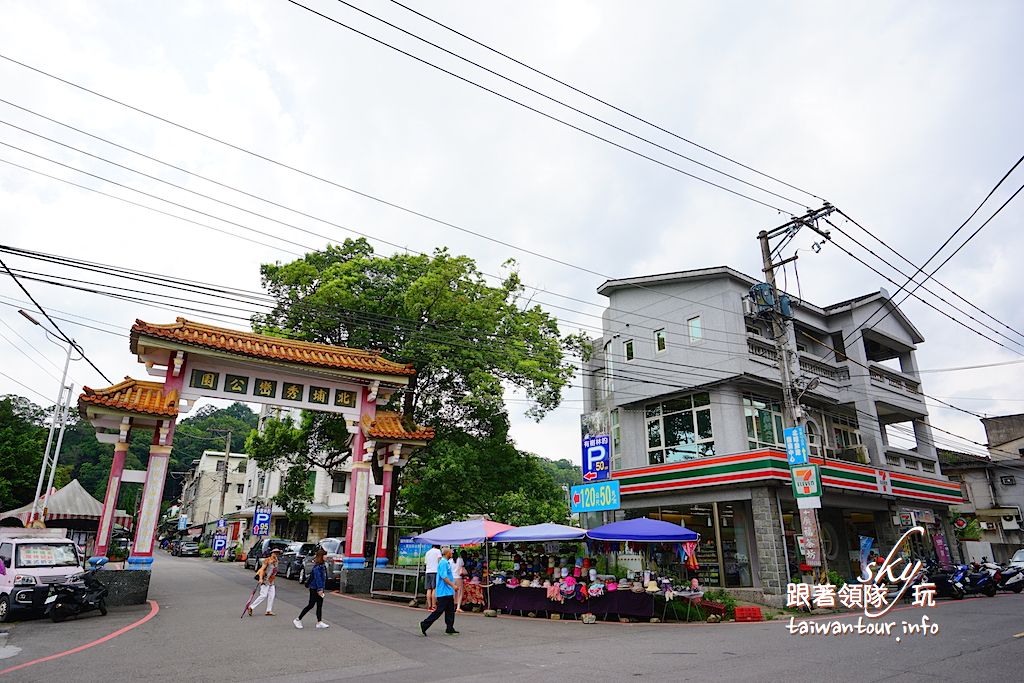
xmin=586 ymin=517 xmax=699 ymax=542
xmin=492 ymin=523 xmax=586 ymax=543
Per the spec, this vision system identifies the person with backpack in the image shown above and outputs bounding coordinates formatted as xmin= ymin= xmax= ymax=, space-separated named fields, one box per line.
xmin=294 ymin=548 xmax=329 ymax=629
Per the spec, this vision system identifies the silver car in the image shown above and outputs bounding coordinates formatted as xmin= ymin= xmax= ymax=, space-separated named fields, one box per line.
xmin=300 ymin=537 xmax=346 ymax=586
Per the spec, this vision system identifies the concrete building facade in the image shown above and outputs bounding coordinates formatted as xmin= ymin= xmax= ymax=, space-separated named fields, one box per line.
xmin=583 ymin=266 xmax=962 ymax=605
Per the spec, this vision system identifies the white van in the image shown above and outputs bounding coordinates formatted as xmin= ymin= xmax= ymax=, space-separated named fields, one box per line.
xmin=0 ymin=528 xmax=83 ymax=622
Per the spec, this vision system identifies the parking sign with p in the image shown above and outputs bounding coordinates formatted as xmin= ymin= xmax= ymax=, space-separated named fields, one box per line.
xmin=581 ymin=435 xmax=610 ymax=482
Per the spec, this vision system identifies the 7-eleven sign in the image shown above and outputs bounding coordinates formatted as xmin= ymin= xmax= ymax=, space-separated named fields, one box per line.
xmin=790 ymin=464 xmax=822 ymax=498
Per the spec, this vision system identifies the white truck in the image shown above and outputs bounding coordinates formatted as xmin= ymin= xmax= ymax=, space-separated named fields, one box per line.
xmin=0 ymin=528 xmax=83 ymax=622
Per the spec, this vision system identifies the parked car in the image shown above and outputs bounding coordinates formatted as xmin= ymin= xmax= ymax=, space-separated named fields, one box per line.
xmin=280 ymin=542 xmax=317 ymax=580
xmin=0 ymin=528 xmax=84 ymax=622
xmin=174 ymin=541 xmax=200 ymax=558
xmin=301 ymin=537 xmax=346 ymax=587
xmin=1009 ymin=548 xmax=1024 ymax=569
xmin=244 ymin=538 xmax=292 ymax=571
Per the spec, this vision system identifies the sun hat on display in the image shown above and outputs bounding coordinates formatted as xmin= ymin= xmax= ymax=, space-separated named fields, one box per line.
xmin=631 ymin=581 xmax=645 ymax=593
xmin=606 ymin=581 xmax=618 ymax=592
xmin=587 ymin=584 xmax=604 ymax=597
xmin=645 ymin=580 xmax=660 ymax=593
xmin=507 ymin=577 xmax=520 ymax=588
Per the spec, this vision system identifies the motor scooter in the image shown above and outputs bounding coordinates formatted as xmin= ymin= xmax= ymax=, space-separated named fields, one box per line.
xmin=979 ymin=559 xmax=1024 ymax=593
xmin=948 ymin=562 xmax=997 ymax=599
xmin=45 ymin=558 xmax=109 ymax=622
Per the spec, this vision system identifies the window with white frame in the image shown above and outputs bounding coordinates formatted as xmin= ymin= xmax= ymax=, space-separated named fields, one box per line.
xmin=624 ymin=339 xmax=635 ymax=362
xmin=611 ymin=409 xmax=621 ymax=471
xmin=743 ymin=395 xmax=785 ymax=450
xmin=805 ymin=420 xmax=823 ymax=457
xmin=828 ymin=414 xmax=862 ymax=457
xmin=687 ymin=316 xmax=703 ymax=343
xmin=645 ymin=393 xmax=714 ymax=464
xmin=654 ymin=328 xmax=667 ymax=353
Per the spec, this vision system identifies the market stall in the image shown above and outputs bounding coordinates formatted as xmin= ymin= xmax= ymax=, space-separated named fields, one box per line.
xmin=413 ymin=519 xmax=516 ymax=607
xmin=587 ymin=517 xmax=706 ymax=621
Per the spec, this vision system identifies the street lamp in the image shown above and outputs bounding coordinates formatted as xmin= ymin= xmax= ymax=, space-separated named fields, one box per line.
xmin=21 ymin=309 xmax=80 ymax=524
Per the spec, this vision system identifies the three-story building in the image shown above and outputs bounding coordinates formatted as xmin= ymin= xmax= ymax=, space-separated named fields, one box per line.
xmin=582 ymin=266 xmax=962 ymax=604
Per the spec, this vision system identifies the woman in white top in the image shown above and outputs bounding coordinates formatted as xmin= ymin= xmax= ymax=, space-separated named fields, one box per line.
xmin=451 ymin=552 xmax=467 ymax=612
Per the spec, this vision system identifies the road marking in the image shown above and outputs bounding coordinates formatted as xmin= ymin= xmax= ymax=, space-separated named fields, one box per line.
xmin=0 ymin=599 xmax=159 ymax=677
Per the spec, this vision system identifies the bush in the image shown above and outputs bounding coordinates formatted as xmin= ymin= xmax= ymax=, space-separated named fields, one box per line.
xmin=701 ymin=589 xmax=736 ymax=619
xmin=199 ymin=548 xmax=213 ymax=558
xmin=826 ymin=570 xmax=846 ymax=590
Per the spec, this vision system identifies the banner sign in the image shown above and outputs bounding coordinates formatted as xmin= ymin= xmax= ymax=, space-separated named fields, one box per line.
xmin=397 ymin=537 xmax=430 ymax=567
xmin=798 ymin=508 xmax=822 ymax=567
xmin=570 ymin=480 xmax=621 ymax=513
xmin=784 ymin=426 xmax=810 ymax=466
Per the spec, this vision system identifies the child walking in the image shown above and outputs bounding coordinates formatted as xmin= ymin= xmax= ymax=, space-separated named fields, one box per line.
xmin=294 ymin=548 xmax=329 ymax=629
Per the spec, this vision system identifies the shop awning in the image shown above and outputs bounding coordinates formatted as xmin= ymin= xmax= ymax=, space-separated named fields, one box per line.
xmin=412 ymin=519 xmax=516 ymax=545
xmin=492 ymin=523 xmax=586 ymax=543
xmin=587 ymin=517 xmax=699 ymax=543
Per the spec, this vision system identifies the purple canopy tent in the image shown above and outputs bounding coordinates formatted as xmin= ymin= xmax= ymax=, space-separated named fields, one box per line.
xmin=586 ymin=517 xmax=699 ymax=542
xmin=492 ymin=523 xmax=586 ymax=543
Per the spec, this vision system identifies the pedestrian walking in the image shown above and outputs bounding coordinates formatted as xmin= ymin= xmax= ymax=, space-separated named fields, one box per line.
xmin=294 ymin=548 xmax=330 ymax=630
xmin=453 ymin=550 xmax=467 ymax=612
xmin=419 ymin=547 xmax=458 ymax=636
xmin=249 ymin=547 xmax=282 ymax=616
xmin=424 ymin=544 xmax=442 ymax=611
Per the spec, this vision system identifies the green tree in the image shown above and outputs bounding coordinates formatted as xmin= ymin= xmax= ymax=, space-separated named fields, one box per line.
xmin=254 ymin=240 xmax=584 ymax=532
xmin=538 ymin=458 xmax=583 ymax=489
xmin=399 ymin=431 xmax=568 ymax=528
xmin=0 ymin=395 xmax=46 ymax=510
xmin=256 ymin=239 xmax=584 ymax=431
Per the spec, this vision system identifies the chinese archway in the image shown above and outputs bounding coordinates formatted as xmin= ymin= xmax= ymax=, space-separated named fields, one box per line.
xmin=78 ymin=318 xmax=433 ymax=570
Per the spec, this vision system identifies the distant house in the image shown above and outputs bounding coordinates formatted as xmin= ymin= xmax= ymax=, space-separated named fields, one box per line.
xmin=939 ymin=445 xmax=1023 ymax=563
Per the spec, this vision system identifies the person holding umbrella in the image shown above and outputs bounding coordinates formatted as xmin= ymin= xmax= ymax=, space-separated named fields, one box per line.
xmin=249 ymin=547 xmax=282 ymax=616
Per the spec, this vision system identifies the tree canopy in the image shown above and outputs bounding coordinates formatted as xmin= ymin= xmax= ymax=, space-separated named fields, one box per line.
xmin=253 ymin=240 xmax=583 ymax=527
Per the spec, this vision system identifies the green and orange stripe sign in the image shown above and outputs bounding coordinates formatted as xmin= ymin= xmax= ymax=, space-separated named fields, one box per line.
xmin=613 ymin=450 xmax=964 ymax=504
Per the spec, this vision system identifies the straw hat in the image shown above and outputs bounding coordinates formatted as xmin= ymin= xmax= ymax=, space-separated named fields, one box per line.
xmin=645 ymin=580 xmax=660 ymax=593
xmin=631 ymin=581 xmax=645 ymax=593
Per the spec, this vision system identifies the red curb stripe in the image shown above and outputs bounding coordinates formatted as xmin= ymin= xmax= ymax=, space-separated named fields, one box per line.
xmin=0 ymin=599 xmax=159 ymax=677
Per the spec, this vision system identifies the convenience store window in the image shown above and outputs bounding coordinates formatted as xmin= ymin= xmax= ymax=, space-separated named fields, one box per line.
xmin=625 ymin=501 xmax=753 ymax=588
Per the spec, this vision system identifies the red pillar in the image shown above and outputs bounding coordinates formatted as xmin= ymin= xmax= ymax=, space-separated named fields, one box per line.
xmin=93 ymin=439 xmax=129 ymax=561
xmin=127 ymin=429 xmax=173 ymax=569
xmin=343 ymin=386 xmax=376 ymax=569
xmin=375 ymin=463 xmax=393 ymax=567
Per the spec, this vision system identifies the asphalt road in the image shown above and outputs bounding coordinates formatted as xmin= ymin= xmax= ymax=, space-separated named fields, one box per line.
xmin=1 ymin=553 xmax=1021 ymax=681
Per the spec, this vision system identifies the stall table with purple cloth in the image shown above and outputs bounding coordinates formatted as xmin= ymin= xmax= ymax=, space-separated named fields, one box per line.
xmin=488 ymin=585 xmax=654 ymax=618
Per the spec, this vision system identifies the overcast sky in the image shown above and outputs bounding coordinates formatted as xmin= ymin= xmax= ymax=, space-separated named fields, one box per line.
xmin=1 ymin=0 xmax=1021 ymax=465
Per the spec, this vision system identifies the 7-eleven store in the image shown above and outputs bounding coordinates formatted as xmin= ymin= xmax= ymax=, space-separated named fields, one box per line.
xmin=611 ymin=450 xmax=963 ymax=606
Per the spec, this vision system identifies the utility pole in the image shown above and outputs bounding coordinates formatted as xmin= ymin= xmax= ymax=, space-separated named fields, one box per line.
xmin=757 ymin=204 xmax=835 ymax=582
xmin=212 ymin=429 xmax=233 ymax=519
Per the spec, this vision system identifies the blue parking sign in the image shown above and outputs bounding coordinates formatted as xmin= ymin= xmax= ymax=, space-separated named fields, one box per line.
xmin=581 ymin=435 xmax=610 ymax=481
xmin=216 ymin=518 xmax=227 ymax=529
xmin=784 ymin=426 xmax=810 ymax=466
xmin=252 ymin=507 xmax=271 ymax=536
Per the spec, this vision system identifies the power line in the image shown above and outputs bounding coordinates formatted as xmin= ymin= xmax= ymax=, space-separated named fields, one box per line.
xmin=829 ymin=153 xmax=1024 ymax=352
xmin=333 ymin=0 xmax=809 ymax=210
xmin=283 ymin=2 xmax=791 ymax=213
xmin=386 ymin=0 xmax=825 ymax=204
xmin=0 ymin=56 xmax=837 ymax=340
xmin=0 ymin=257 xmax=111 ymax=383
xmin=0 ymin=369 xmax=52 ymax=403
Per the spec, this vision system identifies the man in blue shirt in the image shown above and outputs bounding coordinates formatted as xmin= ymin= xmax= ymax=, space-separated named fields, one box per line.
xmin=420 ymin=547 xmax=458 ymax=635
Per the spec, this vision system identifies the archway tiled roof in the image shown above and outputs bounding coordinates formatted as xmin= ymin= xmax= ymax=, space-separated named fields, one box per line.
xmin=132 ymin=318 xmax=416 ymax=377
xmin=79 ymin=377 xmax=179 ymax=417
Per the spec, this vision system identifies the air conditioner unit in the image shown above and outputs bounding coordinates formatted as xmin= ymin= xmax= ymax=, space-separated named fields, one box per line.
xmin=742 ymin=297 xmax=758 ymax=317
xmin=979 ymin=521 xmax=996 ymax=530
xmin=1001 ymin=516 xmax=1021 ymax=531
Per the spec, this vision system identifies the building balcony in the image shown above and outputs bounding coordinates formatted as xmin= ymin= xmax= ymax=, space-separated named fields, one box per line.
xmin=868 ymin=362 xmax=921 ymax=396
xmin=797 ymin=351 xmax=850 ymax=384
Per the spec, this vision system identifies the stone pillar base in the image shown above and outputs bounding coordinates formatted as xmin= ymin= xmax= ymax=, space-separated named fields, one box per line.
xmin=339 ymin=567 xmax=373 ymax=594
xmin=95 ymin=569 xmax=151 ymax=605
